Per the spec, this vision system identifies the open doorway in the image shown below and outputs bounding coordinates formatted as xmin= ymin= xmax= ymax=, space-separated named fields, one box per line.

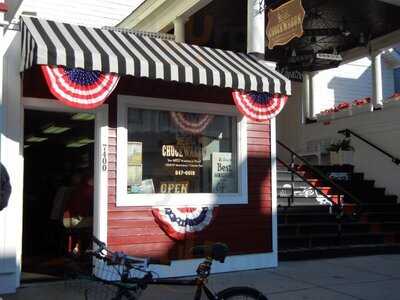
xmin=22 ymin=109 xmax=95 ymax=281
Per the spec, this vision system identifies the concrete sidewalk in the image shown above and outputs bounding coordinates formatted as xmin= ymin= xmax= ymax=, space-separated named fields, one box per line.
xmin=3 ymin=254 xmax=400 ymax=299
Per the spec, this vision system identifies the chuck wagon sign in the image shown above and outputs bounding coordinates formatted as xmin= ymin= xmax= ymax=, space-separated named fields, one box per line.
xmin=266 ymin=0 xmax=305 ymax=49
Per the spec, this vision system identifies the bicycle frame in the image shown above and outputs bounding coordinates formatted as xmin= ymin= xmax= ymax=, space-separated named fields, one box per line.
xmin=86 ymin=238 xmax=232 ymax=300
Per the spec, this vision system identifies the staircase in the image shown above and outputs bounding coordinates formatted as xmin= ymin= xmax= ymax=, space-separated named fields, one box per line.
xmin=277 ymin=163 xmax=400 ymax=260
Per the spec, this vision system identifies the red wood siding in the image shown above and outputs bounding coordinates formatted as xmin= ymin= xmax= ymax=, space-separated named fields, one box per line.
xmin=106 ymin=77 xmax=272 ymax=260
xmin=23 ymin=68 xmax=273 ymax=260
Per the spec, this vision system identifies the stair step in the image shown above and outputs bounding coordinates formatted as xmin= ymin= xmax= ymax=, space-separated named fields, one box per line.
xmin=279 ymin=213 xmax=341 ymax=225
xmin=277 ymin=179 xmax=322 ymax=188
xmin=277 ymin=188 xmax=332 ymax=199
xmin=279 ymin=222 xmax=400 ymax=235
xmin=352 ymin=173 xmax=365 ymax=181
xmin=360 ymin=203 xmax=400 ymax=212
xmin=302 ymin=165 xmax=355 ymax=172
xmin=344 ymin=188 xmax=386 ymax=197
xmin=277 ymin=172 xmax=306 ymax=181
xmin=278 ymin=197 xmax=333 ymax=206
xmin=278 ymin=205 xmax=332 ymax=214
xmin=355 ymin=195 xmax=398 ymax=204
xmin=364 ymin=212 xmax=400 ymax=222
xmin=279 ymin=223 xmax=374 ymax=235
xmin=277 ymin=181 xmax=311 ymax=189
xmin=278 ymin=232 xmax=389 ymax=250
xmin=278 ymin=244 xmax=400 ymax=261
xmin=277 ymin=163 xmax=400 ymax=259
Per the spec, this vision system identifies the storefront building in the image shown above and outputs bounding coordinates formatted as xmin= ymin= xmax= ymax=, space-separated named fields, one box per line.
xmin=0 ymin=4 xmax=290 ymax=293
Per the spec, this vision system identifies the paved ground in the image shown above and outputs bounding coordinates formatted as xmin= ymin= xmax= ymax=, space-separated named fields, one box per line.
xmin=2 ymin=254 xmax=400 ymax=299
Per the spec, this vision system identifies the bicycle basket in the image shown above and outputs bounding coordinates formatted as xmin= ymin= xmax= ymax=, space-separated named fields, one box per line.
xmin=91 ymin=251 xmax=148 ymax=283
xmin=66 ymin=278 xmax=142 ymax=300
xmin=92 ymin=255 xmax=124 ymax=282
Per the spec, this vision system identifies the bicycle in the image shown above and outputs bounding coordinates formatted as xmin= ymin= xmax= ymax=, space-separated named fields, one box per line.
xmin=74 ymin=236 xmax=268 ymax=300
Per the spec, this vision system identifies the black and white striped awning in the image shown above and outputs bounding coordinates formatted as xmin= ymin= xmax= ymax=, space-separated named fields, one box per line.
xmin=21 ymin=16 xmax=291 ymax=95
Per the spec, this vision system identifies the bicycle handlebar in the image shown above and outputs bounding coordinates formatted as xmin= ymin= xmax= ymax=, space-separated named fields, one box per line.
xmin=90 ymin=236 xmax=171 ymax=266
xmin=92 ymin=236 xmax=106 ymax=249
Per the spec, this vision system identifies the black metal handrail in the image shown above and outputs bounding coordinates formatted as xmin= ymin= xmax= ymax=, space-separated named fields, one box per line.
xmin=277 ymin=140 xmax=361 ymax=208
xmin=338 ymin=129 xmax=400 ymax=165
xmin=277 ymin=158 xmax=338 ymax=209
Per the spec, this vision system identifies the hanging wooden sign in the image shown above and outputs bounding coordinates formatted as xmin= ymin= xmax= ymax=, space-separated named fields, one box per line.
xmin=266 ymin=0 xmax=305 ymax=49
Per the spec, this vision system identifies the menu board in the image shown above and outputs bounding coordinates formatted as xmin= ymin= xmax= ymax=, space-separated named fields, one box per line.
xmin=211 ymin=152 xmax=236 ymax=193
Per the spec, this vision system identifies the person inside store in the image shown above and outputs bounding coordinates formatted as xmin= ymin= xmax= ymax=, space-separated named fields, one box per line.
xmin=62 ymin=170 xmax=93 ymax=255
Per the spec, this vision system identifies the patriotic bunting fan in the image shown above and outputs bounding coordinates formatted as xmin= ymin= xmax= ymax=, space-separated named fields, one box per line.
xmin=152 ymin=206 xmax=216 ymax=240
xmin=232 ymin=90 xmax=288 ymax=122
xmin=41 ymin=65 xmax=120 ymax=109
xmin=170 ymin=112 xmax=214 ymax=135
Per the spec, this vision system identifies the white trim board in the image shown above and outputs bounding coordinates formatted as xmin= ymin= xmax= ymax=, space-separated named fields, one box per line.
xmin=116 ymin=94 xmax=248 ymax=207
xmin=118 ymin=0 xmax=213 ymax=33
xmin=270 ymin=117 xmax=278 ymax=264
xmin=149 ymin=251 xmax=277 ymax=278
xmin=0 ymin=30 xmax=23 ymax=294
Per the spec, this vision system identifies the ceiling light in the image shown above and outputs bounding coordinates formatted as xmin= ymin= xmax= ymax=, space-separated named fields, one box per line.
xmin=340 ymin=26 xmax=351 ymax=37
xmin=342 ymin=30 xmax=351 ymax=37
xmin=66 ymin=137 xmax=94 ymax=148
xmin=66 ymin=142 xmax=88 ymax=148
xmin=75 ymin=138 xmax=94 ymax=144
xmin=26 ymin=136 xmax=48 ymax=142
xmin=42 ymin=124 xmax=71 ymax=134
xmin=71 ymin=113 xmax=95 ymax=121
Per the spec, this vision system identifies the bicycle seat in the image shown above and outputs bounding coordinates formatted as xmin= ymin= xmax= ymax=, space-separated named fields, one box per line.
xmin=191 ymin=243 xmax=229 ymax=263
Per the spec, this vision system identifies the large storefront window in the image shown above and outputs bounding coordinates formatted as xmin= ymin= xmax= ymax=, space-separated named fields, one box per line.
xmin=127 ymin=108 xmax=237 ymax=194
xmin=117 ymin=96 xmax=248 ymax=206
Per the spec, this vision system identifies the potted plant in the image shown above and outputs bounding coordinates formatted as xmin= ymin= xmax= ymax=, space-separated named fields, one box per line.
xmin=327 ymin=139 xmax=355 ymax=165
xmin=383 ymin=93 xmax=400 ymax=109
xmin=338 ymin=139 xmax=355 ymax=165
xmin=333 ymin=102 xmax=352 ymax=119
xmin=352 ymin=97 xmax=373 ymax=115
xmin=316 ymin=108 xmax=335 ymax=122
xmin=326 ymin=141 xmax=341 ymax=165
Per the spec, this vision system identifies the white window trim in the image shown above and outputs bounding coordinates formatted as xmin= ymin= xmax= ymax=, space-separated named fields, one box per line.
xmin=117 ymin=95 xmax=248 ymax=207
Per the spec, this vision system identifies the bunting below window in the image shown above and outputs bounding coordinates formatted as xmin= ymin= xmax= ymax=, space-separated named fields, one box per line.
xmin=41 ymin=65 xmax=120 ymax=109
xmin=152 ymin=206 xmax=216 ymax=240
xmin=232 ymin=90 xmax=288 ymax=122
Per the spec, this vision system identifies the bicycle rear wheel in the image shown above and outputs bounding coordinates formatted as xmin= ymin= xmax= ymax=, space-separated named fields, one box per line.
xmin=217 ymin=286 xmax=268 ymax=300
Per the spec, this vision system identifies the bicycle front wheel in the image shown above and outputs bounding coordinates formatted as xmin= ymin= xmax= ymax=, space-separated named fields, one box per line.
xmin=84 ymin=283 xmax=139 ymax=300
xmin=217 ymin=286 xmax=268 ymax=300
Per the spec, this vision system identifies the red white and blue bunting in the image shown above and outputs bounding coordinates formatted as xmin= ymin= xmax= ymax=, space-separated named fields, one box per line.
xmin=152 ymin=207 xmax=216 ymax=240
xmin=170 ymin=112 xmax=214 ymax=135
xmin=232 ymin=90 xmax=288 ymax=122
xmin=41 ymin=65 xmax=120 ymax=109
